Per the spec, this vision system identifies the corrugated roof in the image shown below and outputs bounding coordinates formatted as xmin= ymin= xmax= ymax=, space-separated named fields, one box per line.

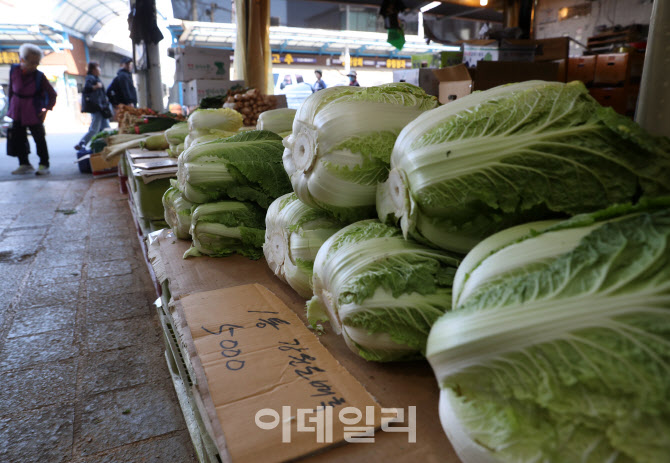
xmin=53 ymin=0 xmax=128 ymax=36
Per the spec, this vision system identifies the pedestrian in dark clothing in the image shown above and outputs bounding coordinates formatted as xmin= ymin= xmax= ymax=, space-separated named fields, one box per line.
xmin=8 ymin=43 xmax=57 ymax=175
xmin=312 ymin=70 xmax=326 ymax=93
xmin=75 ymin=62 xmax=110 ymax=151
xmin=106 ymin=57 xmax=137 ymax=108
xmin=347 ymin=70 xmax=360 ymax=87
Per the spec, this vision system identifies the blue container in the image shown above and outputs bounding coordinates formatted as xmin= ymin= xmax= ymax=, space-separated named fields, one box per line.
xmin=77 ymin=149 xmax=92 ymax=174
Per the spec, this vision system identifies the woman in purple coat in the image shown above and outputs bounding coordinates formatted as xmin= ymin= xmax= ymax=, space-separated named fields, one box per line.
xmin=8 ymin=43 xmax=57 ymax=175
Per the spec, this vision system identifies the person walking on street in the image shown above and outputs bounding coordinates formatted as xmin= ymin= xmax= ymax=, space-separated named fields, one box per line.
xmin=347 ymin=70 xmax=360 ymax=87
xmin=312 ymin=70 xmax=326 ymax=93
xmin=75 ymin=62 xmax=111 ymax=151
xmin=106 ymin=57 xmax=137 ymax=109
xmin=7 ymin=43 xmax=57 ymax=175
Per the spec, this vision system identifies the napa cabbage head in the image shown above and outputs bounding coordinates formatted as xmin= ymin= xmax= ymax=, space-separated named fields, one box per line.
xmin=184 ymin=200 xmax=266 ymax=259
xmin=177 ymin=130 xmax=291 ymax=207
xmin=188 ymin=107 xmax=244 ymax=133
xmin=426 ymin=197 xmax=670 ymax=463
xmin=163 ymin=181 xmax=194 ymax=240
xmin=283 ymin=83 xmax=438 ymax=222
xmin=378 ymin=80 xmax=670 ymax=254
xmin=307 ymin=219 xmax=459 ymax=362
xmin=264 ymin=193 xmax=346 ymax=298
xmin=257 ymin=108 xmax=297 ymax=135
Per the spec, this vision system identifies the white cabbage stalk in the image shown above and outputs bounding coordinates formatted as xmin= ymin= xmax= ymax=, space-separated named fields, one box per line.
xmin=162 ymin=182 xmax=194 ymax=239
xmin=283 ymin=83 xmax=438 ymax=222
xmin=188 ymin=107 xmax=243 ymax=133
xmin=426 ymin=198 xmax=670 ymax=463
xmin=378 ymin=80 xmax=670 ymax=254
xmin=307 ymin=219 xmax=458 ymax=362
xmin=264 ymin=193 xmax=345 ymax=298
xmin=256 ymin=108 xmax=297 ymax=134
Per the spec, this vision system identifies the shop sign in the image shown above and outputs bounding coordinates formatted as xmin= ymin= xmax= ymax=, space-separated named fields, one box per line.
xmin=0 ymin=51 xmax=20 ymax=64
xmin=272 ymin=52 xmax=410 ymax=69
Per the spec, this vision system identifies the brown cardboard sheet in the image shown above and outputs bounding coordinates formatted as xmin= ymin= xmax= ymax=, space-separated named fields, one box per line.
xmin=179 ymin=284 xmax=385 ymax=463
xmin=151 ymin=232 xmax=457 ymax=463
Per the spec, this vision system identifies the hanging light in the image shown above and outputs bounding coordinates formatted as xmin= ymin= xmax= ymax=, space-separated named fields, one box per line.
xmin=480 ymin=0 xmax=488 ymax=6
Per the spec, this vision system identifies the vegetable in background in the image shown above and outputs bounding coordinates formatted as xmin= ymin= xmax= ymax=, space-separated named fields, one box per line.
xmin=307 ymin=220 xmax=459 ymax=362
xmin=177 ymin=130 xmax=291 ymax=207
xmin=283 ymin=83 xmax=438 ymax=222
xmin=256 ymin=108 xmax=297 ymax=135
xmin=140 ymin=133 xmax=170 ymax=151
xmin=188 ymin=107 xmax=244 ymax=133
xmin=378 ymin=80 xmax=670 ymax=254
xmin=163 ymin=181 xmax=195 ymax=239
xmin=184 ymin=200 xmax=266 ymax=259
xmin=165 ymin=122 xmax=189 ymax=145
xmin=426 ymin=198 xmax=670 ymax=463
xmin=264 ymin=193 xmax=346 ymax=298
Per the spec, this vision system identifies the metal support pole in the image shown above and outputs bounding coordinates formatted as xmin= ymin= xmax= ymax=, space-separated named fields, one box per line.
xmin=146 ymin=41 xmax=164 ymax=111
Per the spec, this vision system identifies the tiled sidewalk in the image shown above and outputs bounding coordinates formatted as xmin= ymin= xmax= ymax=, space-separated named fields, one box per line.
xmin=0 ymin=177 xmax=196 ymax=463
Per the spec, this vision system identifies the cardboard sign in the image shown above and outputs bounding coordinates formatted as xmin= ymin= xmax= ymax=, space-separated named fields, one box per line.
xmin=132 ymin=158 xmax=178 ymax=170
xmin=181 ymin=284 xmax=384 ymax=463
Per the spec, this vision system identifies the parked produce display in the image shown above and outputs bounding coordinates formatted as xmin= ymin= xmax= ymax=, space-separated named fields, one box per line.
xmin=177 ymin=130 xmax=291 ymax=206
xmin=378 ymin=80 xmax=670 ymax=254
xmin=163 ymin=181 xmax=195 ymax=239
xmin=264 ymin=193 xmax=346 ymax=298
xmin=184 ymin=201 xmax=266 ymax=259
xmin=307 ymin=220 xmax=459 ymax=362
xmin=426 ymin=198 xmax=670 ymax=463
xmin=283 ymin=83 xmax=438 ymax=222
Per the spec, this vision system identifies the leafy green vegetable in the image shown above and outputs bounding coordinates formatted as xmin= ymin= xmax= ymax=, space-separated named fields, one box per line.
xmin=185 ymin=201 xmax=266 ymax=259
xmin=256 ymin=108 xmax=296 ymax=135
xmin=426 ymin=198 xmax=670 ymax=463
xmin=308 ymin=219 xmax=459 ymax=362
xmin=188 ymin=107 xmax=244 ymax=133
xmin=177 ymin=130 xmax=292 ymax=207
xmin=165 ymin=122 xmax=188 ymax=145
xmin=162 ymin=184 xmax=195 ymax=239
xmin=264 ymin=193 xmax=346 ymax=298
xmin=283 ymin=83 xmax=438 ymax=222
xmin=378 ymin=80 xmax=670 ymax=254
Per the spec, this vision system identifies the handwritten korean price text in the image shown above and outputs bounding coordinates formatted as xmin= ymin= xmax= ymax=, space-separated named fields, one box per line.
xmin=255 ymin=405 xmax=417 ymax=444
xmin=278 ymin=338 xmax=345 ymax=408
xmin=201 ymin=310 xmax=291 ymax=371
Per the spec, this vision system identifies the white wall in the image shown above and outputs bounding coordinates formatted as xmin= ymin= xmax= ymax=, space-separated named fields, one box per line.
xmin=535 ymin=0 xmax=654 ymax=56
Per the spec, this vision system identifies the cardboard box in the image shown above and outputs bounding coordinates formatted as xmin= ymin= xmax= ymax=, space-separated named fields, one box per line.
xmin=473 ymin=61 xmax=560 ymax=91
xmin=589 ymin=87 xmax=627 ymax=114
xmin=174 ymin=47 xmax=232 ymax=82
xmin=183 ymin=79 xmax=245 ymax=106
xmin=89 ymin=152 xmax=119 ymax=176
xmin=411 ymin=51 xmax=463 ymax=69
xmin=594 ymin=53 xmax=628 ymax=85
xmin=433 ymin=65 xmax=473 ymax=104
xmin=392 ymin=68 xmax=440 ymax=97
xmin=507 ymin=37 xmax=569 ymax=63
xmin=462 ymin=40 xmax=536 ymax=68
xmin=567 ymin=56 xmax=596 ymax=84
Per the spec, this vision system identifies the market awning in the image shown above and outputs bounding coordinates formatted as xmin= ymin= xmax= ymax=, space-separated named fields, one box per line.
xmin=0 ymin=23 xmax=73 ymax=52
xmin=52 ymin=0 xmax=128 ymax=37
xmin=176 ymin=21 xmax=461 ymax=58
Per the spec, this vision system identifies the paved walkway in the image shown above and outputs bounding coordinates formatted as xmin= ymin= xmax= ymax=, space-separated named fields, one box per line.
xmin=0 ymin=140 xmax=197 ymax=461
